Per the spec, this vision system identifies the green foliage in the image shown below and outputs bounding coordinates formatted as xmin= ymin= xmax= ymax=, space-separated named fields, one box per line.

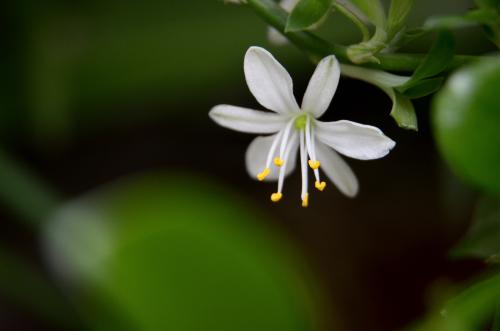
xmin=402 ymin=77 xmax=444 ymax=99
xmin=433 ymin=56 xmax=500 ymax=197
xmin=410 ymin=273 xmax=500 ymax=331
xmin=397 ymin=31 xmax=455 ymax=94
xmin=348 ymin=0 xmax=386 ymax=27
xmin=452 ymin=195 xmax=500 ymax=263
xmin=43 ymin=173 xmax=317 ymax=331
xmin=386 ymin=0 xmax=415 ymax=41
xmin=424 ymin=9 xmax=498 ymax=31
xmin=286 ymin=0 xmax=332 ymax=32
xmin=386 ymin=89 xmax=418 ymax=131
xmin=0 ymin=245 xmax=80 ymax=329
xmin=345 ymin=0 xmax=415 ymax=64
xmin=494 ymin=303 xmax=500 ymax=331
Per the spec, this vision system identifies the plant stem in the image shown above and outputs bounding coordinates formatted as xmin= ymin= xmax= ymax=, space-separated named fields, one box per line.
xmin=0 ymin=149 xmax=61 ymax=227
xmin=246 ymin=0 xmax=479 ymax=72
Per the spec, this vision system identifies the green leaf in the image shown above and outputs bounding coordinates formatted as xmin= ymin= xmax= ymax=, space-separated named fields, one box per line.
xmin=444 ymin=273 xmax=500 ymax=330
xmin=43 ymin=173 xmax=317 ymax=331
xmin=332 ymin=1 xmax=370 ymax=41
xmin=387 ymin=89 xmax=418 ymax=130
xmin=432 ymin=56 xmax=500 ymax=197
xmin=424 ymin=9 xmax=498 ymax=30
xmin=340 ymin=64 xmax=416 ymax=129
xmin=349 ymin=0 xmax=386 ymax=27
xmin=476 ymin=0 xmax=500 ymax=10
xmin=451 ymin=195 xmax=500 ymax=262
xmin=286 ymin=0 xmax=333 ymax=32
xmin=411 ymin=273 xmax=500 ymax=331
xmin=398 ymin=30 xmax=455 ymax=91
xmin=402 ymin=77 xmax=444 ymax=99
xmin=386 ymin=0 xmax=414 ymax=41
xmin=494 ymin=301 xmax=500 ymax=331
xmin=0 ymin=149 xmax=61 ymax=227
xmin=0 ymin=245 xmax=80 ymax=329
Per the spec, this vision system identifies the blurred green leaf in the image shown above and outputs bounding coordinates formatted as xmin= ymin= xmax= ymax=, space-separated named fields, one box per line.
xmin=0 ymin=149 xmax=61 ymax=226
xmin=410 ymin=273 xmax=500 ymax=331
xmin=433 ymin=56 xmax=500 ymax=197
xmin=444 ymin=273 xmax=500 ymax=330
xmin=402 ymin=77 xmax=444 ymax=99
xmin=386 ymin=0 xmax=414 ymax=41
xmin=43 ymin=173 xmax=318 ymax=331
xmin=494 ymin=302 xmax=500 ymax=331
xmin=349 ymin=0 xmax=386 ymax=27
xmin=286 ymin=0 xmax=332 ymax=32
xmin=424 ymin=9 xmax=498 ymax=31
xmin=397 ymin=31 xmax=454 ymax=92
xmin=474 ymin=0 xmax=500 ymax=47
xmin=476 ymin=0 xmax=500 ymax=11
xmin=452 ymin=195 xmax=500 ymax=263
xmin=0 ymin=245 xmax=80 ymax=329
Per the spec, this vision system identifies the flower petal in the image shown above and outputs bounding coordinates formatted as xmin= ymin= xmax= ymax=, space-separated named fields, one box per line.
xmin=316 ymin=142 xmax=359 ymax=197
xmin=315 ymin=120 xmax=396 ymax=160
xmin=209 ymin=105 xmax=288 ymax=134
xmin=301 ymin=55 xmax=340 ymax=118
xmin=245 ymin=133 xmax=298 ymax=181
xmin=244 ymin=46 xmax=300 ymax=114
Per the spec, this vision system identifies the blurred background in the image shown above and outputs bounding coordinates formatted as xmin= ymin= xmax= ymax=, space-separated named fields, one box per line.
xmin=0 ymin=0 xmax=497 ymax=330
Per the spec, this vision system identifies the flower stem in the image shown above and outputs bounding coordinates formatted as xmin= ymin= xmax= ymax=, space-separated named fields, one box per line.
xmin=246 ymin=0 xmax=479 ymax=72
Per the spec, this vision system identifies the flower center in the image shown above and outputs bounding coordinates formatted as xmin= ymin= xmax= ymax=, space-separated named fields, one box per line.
xmin=294 ymin=113 xmax=309 ymax=130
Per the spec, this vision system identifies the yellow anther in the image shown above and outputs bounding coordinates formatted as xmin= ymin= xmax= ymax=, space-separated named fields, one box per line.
xmin=270 ymin=192 xmax=283 ymax=202
xmin=273 ymin=157 xmax=284 ymax=167
xmin=315 ymin=181 xmax=326 ymax=191
xmin=308 ymin=160 xmax=320 ymax=170
xmin=257 ymin=168 xmax=270 ymax=181
xmin=301 ymin=194 xmax=309 ymax=208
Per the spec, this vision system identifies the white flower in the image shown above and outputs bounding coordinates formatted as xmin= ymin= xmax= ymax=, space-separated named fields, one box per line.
xmin=209 ymin=46 xmax=395 ymax=207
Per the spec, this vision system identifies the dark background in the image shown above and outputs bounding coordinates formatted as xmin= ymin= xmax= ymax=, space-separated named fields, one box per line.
xmin=0 ymin=0 xmax=492 ymax=330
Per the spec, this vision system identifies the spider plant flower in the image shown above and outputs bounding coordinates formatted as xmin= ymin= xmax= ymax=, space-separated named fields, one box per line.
xmin=209 ymin=46 xmax=395 ymax=207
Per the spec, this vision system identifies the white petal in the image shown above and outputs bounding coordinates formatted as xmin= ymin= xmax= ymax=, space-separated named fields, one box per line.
xmin=315 ymin=120 xmax=396 ymax=160
xmin=316 ymin=142 xmax=358 ymax=197
xmin=244 ymin=46 xmax=300 ymax=114
xmin=209 ymin=105 xmax=287 ymax=134
xmin=301 ymin=55 xmax=340 ymax=118
xmin=267 ymin=27 xmax=289 ymax=46
xmin=245 ymin=133 xmax=298 ymax=181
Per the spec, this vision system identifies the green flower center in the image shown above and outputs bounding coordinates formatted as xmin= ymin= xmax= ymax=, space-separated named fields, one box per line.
xmin=294 ymin=113 xmax=310 ymax=130
xmin=294 ymin=112 xmax=314 ymax=131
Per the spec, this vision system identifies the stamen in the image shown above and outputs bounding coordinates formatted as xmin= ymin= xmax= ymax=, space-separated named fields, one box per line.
xmin=278 ymin=119 xmax=295 ymax=162
xmin=315 ymin=181 xmax=326 ymax=191
xmin=299 ymin=131 xmax=309 ymax=206
xmin=306 ymin=116 xmax=323 ymax=186
xmin=257 ymin=168 xmax=270 ymax=181
xmin=265 ymin=129 xmax=285 ymax=169
xmin=276 ymin=133 xmax=297 ymax=195
xmin=273 ymin=157 xmax=284 ymax=167
xmin=305 ymin=117 xmax=320 ymax=171
xmin=270 ymin=192 xmax=282 ymax=202
xmin=301 ymin=193 xmax=309 ymax=208
xmin=308 ymin=160 xmax=320 ymax=169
